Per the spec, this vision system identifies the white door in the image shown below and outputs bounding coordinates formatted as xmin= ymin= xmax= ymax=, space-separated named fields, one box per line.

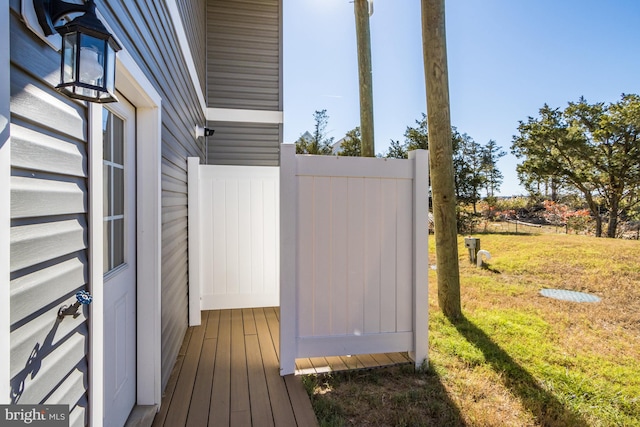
xmin=103 ymin=98 xmax=137 ymax=427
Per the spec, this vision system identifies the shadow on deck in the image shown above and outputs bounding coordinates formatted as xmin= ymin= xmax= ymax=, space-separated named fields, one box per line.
xmin=152 ymin=308 xmax=412 ymax=426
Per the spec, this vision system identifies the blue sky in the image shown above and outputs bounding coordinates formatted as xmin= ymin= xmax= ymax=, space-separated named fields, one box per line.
xmin=283 ymin=0 xmax=640 ymax=196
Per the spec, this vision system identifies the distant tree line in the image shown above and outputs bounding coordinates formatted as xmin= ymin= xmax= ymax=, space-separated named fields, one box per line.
xmin=295 ymin=97 xmax=640 ymax=239
xmin=512 ymin=94 xmax=640 ymax=238
xmin=295 ymin=110 xmax=507 ymax=205
xmin=294 ymin=110 xmax=507 ymax=232
xmin=382 ymin=113 xmax=506 ymax=214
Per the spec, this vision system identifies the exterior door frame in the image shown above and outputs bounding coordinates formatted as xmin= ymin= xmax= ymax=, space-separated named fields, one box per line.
xmin=88 ymin=50 xmax=162 ymax=426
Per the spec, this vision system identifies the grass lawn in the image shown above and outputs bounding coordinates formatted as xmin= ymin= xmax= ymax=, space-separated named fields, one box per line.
xmin=302 ymin=233 xmax=640 ymax=426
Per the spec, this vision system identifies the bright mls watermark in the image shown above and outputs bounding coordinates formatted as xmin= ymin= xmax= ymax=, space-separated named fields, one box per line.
xmin=0 ymin=406 xmax=68 ymax=427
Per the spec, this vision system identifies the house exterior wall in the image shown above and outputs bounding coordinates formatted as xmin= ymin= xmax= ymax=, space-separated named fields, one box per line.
xmin=8 ymin=0 xmax=205 ymax=423
xmin=9 ymin=4 xmax=90 ymax=425
xmin=206 ymin=0 xmax=283 ymax=166
xmin=7 ymin=0 xmax=284 ymax=421
xmin=176 ymin=0 xmax=207 ymax=95
xmin=206 ymin=121 xmax=280 ymax=166
xmin=93 ymin=0 xmax=207 ymax=398
xmin=207 ymin=0 xmax=280 ymax=110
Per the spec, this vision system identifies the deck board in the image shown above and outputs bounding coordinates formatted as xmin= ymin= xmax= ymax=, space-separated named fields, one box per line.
xmin=210 ymin=310 xmax=231 ymax=426
xmin=340 ymin=354 xmax=362 ymax=370
xmin=253 ymin=308 xmax=299 ymax=427
xmin=323 ymin=356 xmax=348 ymax=372
xmin=205 ymin=309 xmax=220 ymax=340
xmin=230 ymin=310 xmax=251 ymax=415
xmin=295 ymin=358 xmax=316 ymax=375
xmin=264 ymin=307 xmax=281 ymax=357
xmin=386 ymin=352 xmax=412 ymax=364
xmin=370 ymin=353 xmax=394 ymax=366
xmin=309 ymin=357 xmax=332 ymax=374
xmin=243 ymin=308 xmax=257 ymax=335
xmin=245 ymin=334 xmax=275 ymax=427
xmin=284 ymin=375 xmax=320 ymax=427
xmin=163 ymin=312 xmax=207 ymax=427
xmin=185 ymin=337 xmax=216 ymax=426
xmin=155 ymin=308 xmax=411 ymax=426
xmin=151 ymin=327 xmax=192 ymax=427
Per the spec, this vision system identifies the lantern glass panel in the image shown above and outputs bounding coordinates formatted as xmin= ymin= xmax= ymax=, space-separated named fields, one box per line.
xmin=105 ymin=44 xmax=116 ymax=95
xmin=77 ymin=85 xmax=98 ymax=100
xmin=62 ymin=33 xmax=78 ymax=84
xmin=78 ymin=34 xmax=105 ymax=86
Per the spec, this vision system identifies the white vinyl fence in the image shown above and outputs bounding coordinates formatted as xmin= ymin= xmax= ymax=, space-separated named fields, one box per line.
xmin=279 ymin=144 xmax=429 ymax=375
xmin=188 ymin=159 xmax=279 ymax=325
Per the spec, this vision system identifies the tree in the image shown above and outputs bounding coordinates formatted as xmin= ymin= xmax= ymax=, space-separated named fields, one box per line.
xmin=383 ymin=114 xmax=428 ymax=159
xmin=512 ymin=94 xmax=640 ymax=237
xmin=386 ymin=116 xmax=504 ymax=215
xmin=453 ymin=132 xmax=484 ymax=213
xmin=482 ymin=139 xmax=506 ymax=198
xmin=295 ymin=110 xmax=334 ymax=155
xmin=517 ymin=175 xmax=564 ymax=202
xmin=384 ymin=139 xmax=407 ymax=159
xmin=405 ymin=113 xmax=429 ymax=151
xmin=338 ymin=127 xmax=361 ymax=157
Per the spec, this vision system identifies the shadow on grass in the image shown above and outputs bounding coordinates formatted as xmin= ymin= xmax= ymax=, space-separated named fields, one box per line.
xmin=453 ymin=316 xmax=588 ymax=426
xmin=304 ymin=362 xmax=467 ymax=426
xmin=480 ymin=264 xmax=502 ymax=274
xmin=415 ymin=362 xmax=468 ymax=427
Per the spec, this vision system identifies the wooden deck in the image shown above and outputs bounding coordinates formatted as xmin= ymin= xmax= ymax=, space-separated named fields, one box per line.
xmin=152 ymin=308 xmax=412 ymax=427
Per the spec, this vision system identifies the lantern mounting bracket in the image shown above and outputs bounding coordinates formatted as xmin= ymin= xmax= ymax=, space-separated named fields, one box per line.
xmin=34 ymin=0 xmax=95 ymax=37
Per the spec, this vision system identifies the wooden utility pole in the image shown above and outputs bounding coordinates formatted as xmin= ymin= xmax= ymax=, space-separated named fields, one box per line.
xmin=421 ymin=0 xmax=461 ymax=319
xmin=354 ymin=0 xmax=375 ymax=157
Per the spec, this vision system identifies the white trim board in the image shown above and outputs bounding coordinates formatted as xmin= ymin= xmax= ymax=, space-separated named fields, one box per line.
xmin=409 ymin=149 xmax=429 ymax=367
xmin=187 ymin=157 xmax=201 ymax=326
xmin=87 ymin=104 xmax=104 ymax=424
xmin=278 ymin=144 xmax=297 ymax=375
xmin=166 ymin=0 xmax=207 ymax=115
xmin=0 ymin=1 xmax=11 ymax=404
xmin=207 ymin=108 xmax=284 ymax=124
xmin=116 ymin=51 xmax=163 ymax=408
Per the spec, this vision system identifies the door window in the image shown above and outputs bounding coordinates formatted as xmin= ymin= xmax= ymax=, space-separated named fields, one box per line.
xmin=103 ymin=109 xmax=126 ymax=274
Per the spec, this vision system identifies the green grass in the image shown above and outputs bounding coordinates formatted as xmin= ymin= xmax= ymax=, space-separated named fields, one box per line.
xmin=304 ymin=233 xmax=640 ymax=426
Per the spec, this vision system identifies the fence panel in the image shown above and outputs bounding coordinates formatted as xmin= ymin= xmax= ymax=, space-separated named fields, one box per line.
xmin=279 ymin=146 xmax=429 ymax=374
xmin=189 ymin=160 xmax=279 ymax=323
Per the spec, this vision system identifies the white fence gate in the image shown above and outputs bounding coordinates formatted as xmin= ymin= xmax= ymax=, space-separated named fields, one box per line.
xmin=188 ymin=159 xmax=279 ymax=324
xmin=279 ymin=144 xmax=429 ymax=375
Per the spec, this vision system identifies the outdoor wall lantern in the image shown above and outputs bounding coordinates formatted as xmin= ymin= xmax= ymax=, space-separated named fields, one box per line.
xmin=35 ymin=0 xmax=121 ymax=103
